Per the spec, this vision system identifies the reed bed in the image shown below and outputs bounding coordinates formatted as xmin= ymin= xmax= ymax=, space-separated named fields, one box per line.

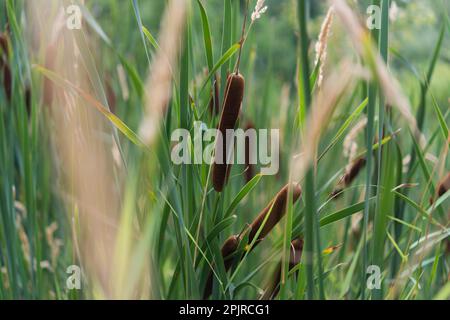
xmin=0 ymin=0 xmax=448 ymax=300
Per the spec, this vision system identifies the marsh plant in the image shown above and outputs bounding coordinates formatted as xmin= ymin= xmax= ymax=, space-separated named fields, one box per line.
xmin=0 ymin=0 xmax=449 ymax=300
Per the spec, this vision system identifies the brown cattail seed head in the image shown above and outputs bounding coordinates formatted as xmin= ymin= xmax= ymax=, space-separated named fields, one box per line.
xmin=221 ymin=235 xmax=239 ymax=259
xmin=212 ymin=73 xmax=245 ymax=192
xmin=0 ymin=32 xmax=7 ymax=55
xmin=344 ymin=156 xmax=366 ymax=185
xmin=25 ymin=85 xmax=32 ymax=116
xmin=289 ymin=237 xmax=304 ymax=268
xmin=247 ymin=183 xmax=302 ymax=244
xmin=0 ymin=32 xmax=7 ymax=70
xmin=437 ymin=173 xmax=450 ymax=198
xmin=0 ymin=30 xmax=11 ymax=102
xmin=2 ymin=62 xmax=11 ymax=101
xmin=331 ymin=156 xmax=366 ymax=199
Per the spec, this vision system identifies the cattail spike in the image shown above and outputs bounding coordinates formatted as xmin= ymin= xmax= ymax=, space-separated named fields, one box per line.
xmin=435 ymin=172 xmax=450 ymax=202
xmin=247 ymin=183 xmax=302 ymax=245
xmin=330 ymin=156 xmax=366 ymax=199
xmin=212 ymin=73 xmax=245 ymax=192
xmin=203 ymin=183 xmax=302 ymax=299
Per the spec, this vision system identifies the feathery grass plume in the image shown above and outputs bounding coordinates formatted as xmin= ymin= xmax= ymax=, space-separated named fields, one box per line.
xmin=139 ymin=0 xmax=187 ymax=146
xmin=248 ymin=183 xmax=302 ymax=245
xmin=45 ymin=222 xmax=62 ymax=269
xmin=332 ymin=0 xmax=425 ymax=147
xmin=251 ymin=0 xmax=268 ymax=22
xmin=261 ymin=237 xmax=303 ymax=300
xmin=212 ymin=72 xmax=245 ymax=192
xmin=291 ymin=61 xmax=358 ymax=182
xmin=39 ymin=7 xmax=65 ymax=108
xmin=25 ymin=0 xmax=162 ymax=298
xmin=314 ymin=6 xmax=334 ymax=89
xmin=244 ymin=120 xmax=255 ymax=183
xmin=343 ymin=116 xmax=367 ymax=163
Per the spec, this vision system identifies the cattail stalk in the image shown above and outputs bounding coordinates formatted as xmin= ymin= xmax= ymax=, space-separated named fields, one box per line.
xmin=208 ymin=73 xmax=220 ymax=116
xmin=244 ymin=121 xmax=255 ymax=183
xmin=203 ymin=183 xmax=302 ymax=298
xmin=212 ymin=73 xmax=245 ymax=192
xmin=247 ymin=183 xmax=302 ymax=245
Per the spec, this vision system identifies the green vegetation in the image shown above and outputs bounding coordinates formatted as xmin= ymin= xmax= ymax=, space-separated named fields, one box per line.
xmin=0 ymin=0 xmax=449 ymax=300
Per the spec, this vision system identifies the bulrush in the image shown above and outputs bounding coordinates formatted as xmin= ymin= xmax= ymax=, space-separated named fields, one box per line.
xmin=0 ymin=31 xmax=11 ymax=102
xmin=429 ymin=172 xmax=450 ymax=205
xmin=247 ymin=183 xmax=302 ymax=245
xmin=203 ymin=183 xmax=302 ymax=299
xmin=435 ymin=172 xmax=450 ymax=201
xmin=2 ymin=61 xmax=11 ymax=102
xmin=331 ymin=156 xmax=366 ymax=199
xmin=0 ymin=31 xmax=7 ymax=68
xmin=261 ymin=237 xmax=304 ymax=300
xmin=212 ymin=72 xmax=245 ymax=192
